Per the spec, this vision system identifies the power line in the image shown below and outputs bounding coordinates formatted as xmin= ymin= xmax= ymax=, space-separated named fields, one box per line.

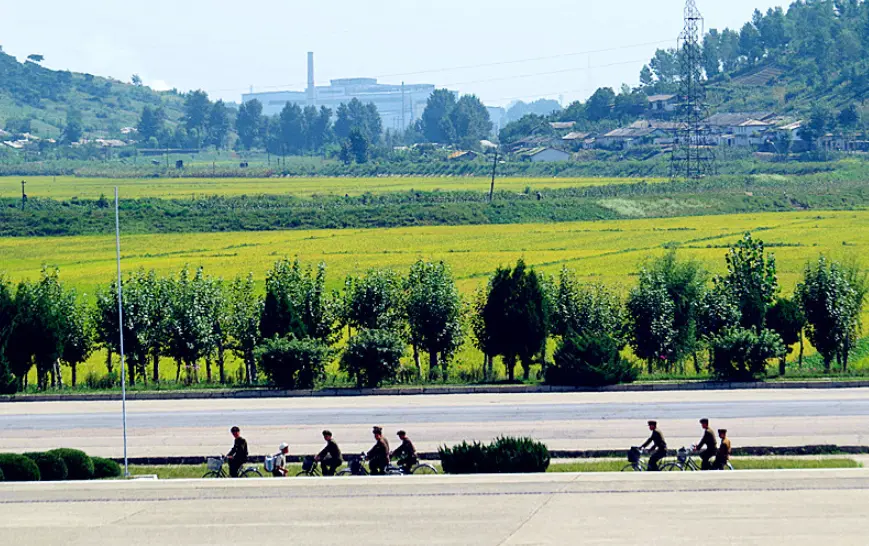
xmin=439 ymin=58 xmax=651 ymax=88
xmin=211 ymin=38 xmax=676 ymax=94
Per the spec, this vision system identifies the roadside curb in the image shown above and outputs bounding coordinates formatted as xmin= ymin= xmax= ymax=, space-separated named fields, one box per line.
xmin=4 ymin=379 xmax=869 ymax=403
xmin=113 ymin=445 xmax=869 ymax=466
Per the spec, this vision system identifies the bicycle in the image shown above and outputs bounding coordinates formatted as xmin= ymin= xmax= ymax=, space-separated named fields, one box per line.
xmin=337 ymin=453 xmax=403 ymax=476
xmin=661 ymin=446 xmax=734 ymax=471
xmin=202 ymin=455 xmax=263 ymax=478
xmin=386 ymin=459 xmax=439 ymax=476
xmin=296 ymin=456 xmax=324 ymax=477
xmin=621 ymin=446 xmax=650 ymax=472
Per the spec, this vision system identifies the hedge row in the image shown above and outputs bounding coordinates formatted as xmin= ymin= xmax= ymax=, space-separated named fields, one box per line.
xmin=438 ymin=436 xmax=550 ymax=474
xmin=0 ymin=449 xmax=121 ymax=482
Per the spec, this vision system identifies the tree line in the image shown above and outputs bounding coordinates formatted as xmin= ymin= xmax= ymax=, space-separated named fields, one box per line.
xmin=0 ymin=234 xmax=865 ymax=393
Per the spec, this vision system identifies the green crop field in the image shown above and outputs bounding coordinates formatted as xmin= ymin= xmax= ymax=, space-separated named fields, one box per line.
xmin=3 ymin=209 xmax=868 ymax=384
xmin=0 ymin=175 xmax=665 ymax=200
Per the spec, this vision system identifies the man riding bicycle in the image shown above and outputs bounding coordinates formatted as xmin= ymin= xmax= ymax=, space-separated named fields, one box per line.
xmin=696 ymin=418 xmax=717 ymax=470
xmin=315 ymin=430 xmax=343 ymax=476
xmin=391 ymin=430 xmax=418 ymax=474
xmin=640 ymin=420 xmax=667 ymax=471
xmin=367 ymin=426 xmax=390 ymax=475
xmin=226 ymin=426 xmax=248 ymax=478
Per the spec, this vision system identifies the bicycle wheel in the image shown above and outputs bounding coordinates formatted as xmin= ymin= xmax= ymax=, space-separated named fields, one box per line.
xmin=296 ymin=470 xmax=316 ymax=477
xmin=620 ymin=463 xmax=640 ymax=472
xmin=412 ymin=464 xmax=438 ymax=475
xmin=336 ymin=469 xmax=354 ymax=476
xmin=725 ymin=462 xmax=734 ymax=470
xmin=241 ymin=468 xmax=263 ymax=478
xmin=202 ymin=471 xmax=219 ymax=479
xmin=660 ymin=462 xmax=683 ymax=472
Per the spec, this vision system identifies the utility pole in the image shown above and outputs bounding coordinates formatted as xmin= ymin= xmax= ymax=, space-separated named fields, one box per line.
xmin=21 ymin=180 xmax=27 ymax=210
xmin=488 ymin=150 xmax=499 ymax=202
xmin=401 ymin=82 xmax=406 ymax=131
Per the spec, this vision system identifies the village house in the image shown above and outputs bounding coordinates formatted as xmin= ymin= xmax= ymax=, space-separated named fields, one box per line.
xmin=646 ymin=94 xmax=678 ymax=113
xmin=517 ymin=147 xmax=570 ymax=162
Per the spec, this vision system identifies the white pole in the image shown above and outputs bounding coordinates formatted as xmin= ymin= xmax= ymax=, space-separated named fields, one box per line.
xmin=114 ymin=187 xmax=129 ymax=477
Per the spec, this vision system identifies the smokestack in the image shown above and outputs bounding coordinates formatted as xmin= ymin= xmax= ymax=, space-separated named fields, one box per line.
xmin=307 ymin=52 xmax=315 ymax=107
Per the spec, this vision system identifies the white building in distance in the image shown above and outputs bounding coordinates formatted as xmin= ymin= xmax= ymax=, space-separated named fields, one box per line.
xmin=242 ymin=53 xmax=438 ymax=132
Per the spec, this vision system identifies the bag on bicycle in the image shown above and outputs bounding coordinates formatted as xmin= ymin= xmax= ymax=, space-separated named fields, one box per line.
xmin=628 ymin=447 xmax=641 ymax=464
xmin=263 ymin=455 xmax=276 ymax=473
xmin=302 ymin=456 xmax=315 ymax=472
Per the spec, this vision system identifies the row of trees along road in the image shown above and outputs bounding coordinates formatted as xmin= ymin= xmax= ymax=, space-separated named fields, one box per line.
xmin=0 ymin=234 xmax=865 ymax=393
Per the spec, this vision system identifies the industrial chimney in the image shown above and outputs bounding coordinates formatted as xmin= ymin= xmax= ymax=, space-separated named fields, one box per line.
xmin=306 ymin=52 xmax=315 ymax=107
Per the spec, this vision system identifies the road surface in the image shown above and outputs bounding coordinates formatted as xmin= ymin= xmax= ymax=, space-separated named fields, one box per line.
xmin=2 ymin=389 xmax=869 ymax=457
xmin=2 ymin=469 xmax=868 ymax=544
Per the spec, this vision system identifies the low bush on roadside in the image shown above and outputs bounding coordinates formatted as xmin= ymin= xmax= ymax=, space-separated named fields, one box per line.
xmin=0 ymin=453 xmax=41 ymax=481
xmin=255 ymin=337 xmax=331 ymax=390
xmin=23 ymin=452 xmax=68 ymax=481
xmin=547 ymin=332 xmax=638 ymax=387
xmin=439 ymin=436 xmax=550 ymax=474
xmin=340 ymin=329 xmax=405 ymax=388
xmin=92 ymin=457 xmax=122 ymax=479
xmin=48 ymin=448 xmax=94 ymax=480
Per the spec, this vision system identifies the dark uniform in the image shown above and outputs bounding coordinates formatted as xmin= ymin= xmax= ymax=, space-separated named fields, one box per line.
xmin=641 ymin=428 xmax=667 ymax=471
xmin=713 ymin=437 xmax=731 ymax=470
xmin=392 ymin=437 xmax=418 ymax=473
xmin=697 ymin=428 xmax=718 ymax=470
xmin=318 ymin=439 xmax=343 ymax=476
xmin=367 ymin=436 xmax=390 ymax=475
xmin=227 ymin=436 xmax=248 ymax=478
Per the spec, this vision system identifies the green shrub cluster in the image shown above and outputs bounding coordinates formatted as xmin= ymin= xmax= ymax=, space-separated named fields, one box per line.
xmin=23 ymin=452 xmax=68 ymax=481
xmin=439 ymin=436 xmax=550 ymax=474
xmin=0 ymin=453 xmax=41 ymax=481
xmin=48 ymin=448 xmax=95 ymax=480
xmin=92 ymin=457 xmax=122 ymax=479
xmin=0 ymin=449 xmax=122 ymax=482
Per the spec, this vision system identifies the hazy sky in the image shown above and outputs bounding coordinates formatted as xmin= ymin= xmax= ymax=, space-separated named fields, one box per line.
xmin=1 ymin=0 xmax=787 ymax=107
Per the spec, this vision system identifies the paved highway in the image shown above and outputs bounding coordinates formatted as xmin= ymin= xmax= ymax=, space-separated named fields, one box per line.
xmin=2 ymin=389 xmax=869 ymax=457
xmin=2 ymin=469 xmax=868 ymax=544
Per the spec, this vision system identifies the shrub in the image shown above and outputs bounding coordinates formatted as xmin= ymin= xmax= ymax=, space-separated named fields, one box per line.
xmin=84 ymin=371 xmax=118 ymax=389
xmin=0 ymin=466 xmax=4 ymax=481
xmin=0 ymin=453 xmax=41 ymax=481
xmin=487 ymin=436 xmax=550 ymax=473
xmin=710 ymin=327 xmax=786 ymax=381
xmin=340 ymin=329 xmax=405 ymax=388
xmin=23 ymin=452 xmax=68 ymax=481
xmin=48 ymin=448 xmax=94 ymax=480
xmin=92 ymin=457 xmax=122 ymax=479
xmin=438 ymin=441 xmax=489 ymax=475
xmin=438 ymin=436 xmax=550 ymax=474
xmin=547 ymin=332 xmax=638 ymax=387
xmin=255 ymin=337 xmax=331 ymax=389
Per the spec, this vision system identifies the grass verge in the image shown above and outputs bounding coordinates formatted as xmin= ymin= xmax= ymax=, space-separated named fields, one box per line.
xmin=126 ymin=457 xmax=860 ymax=479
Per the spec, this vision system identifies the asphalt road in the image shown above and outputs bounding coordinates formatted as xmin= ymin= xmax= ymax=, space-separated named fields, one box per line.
xmin=2 ymin=389 xmax=869 ymax=457
xmin=2 ymin=469 xmax=868 ymax=545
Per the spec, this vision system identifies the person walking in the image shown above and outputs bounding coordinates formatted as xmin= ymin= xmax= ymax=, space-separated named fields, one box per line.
xmin=713 ymin=429 xmax=732 ymax=470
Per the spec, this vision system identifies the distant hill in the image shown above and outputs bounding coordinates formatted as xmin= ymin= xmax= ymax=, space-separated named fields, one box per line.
xmin=0 ymin=47 xmax=185 ymax=140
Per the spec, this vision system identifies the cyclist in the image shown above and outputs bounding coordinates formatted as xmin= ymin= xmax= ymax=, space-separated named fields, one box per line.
xmin=391 ymin=430 xmax=418 ymax=474
xmin=367 ymin=426 xmax=390 ymax=475
xmin=271 ymin=442 xmax=290 ymax=477
xmin=713 ymin=429 xmax=731 ymax=470
xmin=226 ymin=426 xmax=249 ymax=478
xmin=640 ymin=420 xmax=667 ymax=471
xmin=315 ymin=430 xmax=343 ymax=476
xmin=696 ymin=418 xmax=718 ymax=470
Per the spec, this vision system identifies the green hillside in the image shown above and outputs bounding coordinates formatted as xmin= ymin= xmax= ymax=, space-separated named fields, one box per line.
xmin=0 ymin=47 xmax=185 ymax=140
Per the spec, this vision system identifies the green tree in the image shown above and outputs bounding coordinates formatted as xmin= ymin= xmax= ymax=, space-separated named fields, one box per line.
xmin=0 ymin=277 xmax=18 ymax=393
xmin=164 ymin=267 xmax=216 ymax=384
xmin=585 ymin=87 xmax=616 ymax=121
xmin=626 ymin=268 xmax=676 ymax=374
xmin=550 ymin=267 xmax=623 ymax=342
xmin=649 ymin=48 xmax=679 ymax=86
xmin=717 ymin=233 xmax=778 ymax=333
xmin=58 ymin=292 xmax=94 ymax=388
xmin=449 ymin=94 xmax=492 ymax=147
xmin=235 ymin=99 xmax=263 ymax=150
xmin=420 ymin=89 xmax=457 ymax=144
xmin=710 ymin=327 xmax=785 ymax=381
xmin=766 ymin=297 xmax=806 ymax=375
xmin=183 ymin=89 xmax=211 ymax=146
xmin=482 ymin=260 xmax=549 ymax=382
xmin=547 ymin=332 xmax=637 ymax=387
xmin=739 ymin=22 xmax=763 ymax=64
xmin=259 ymin=259 xmax=337 ymax=344
xmin=227 ymin=274 xmax=262 ymax=384
xmin=348 ymin=128 xmax=369 ymax=164
xmin=342 ymin=268 xmax=405 ymax=332
xmin=796 ymin=257 xmax=855 ymax=373
xmin=702 ymin=29 xmax=721 ymax=77
xmin=340 ymin=328 xmax=405 ymax=388
xmin=255 ymin=336 xmax=330 ymax=389
xmin=206 ymin=100 xmax=231 ymax=149
xmin=137 ymin=106 xmax=165 ymax=144
xmin=61 ymin=108 xmax=83 ymax=144
xmin=334 ymin=98 xmax=382 ymax=143
xmin=799 ymin=105 xmax=834 ymax=150
xmin=405 ymin=260 xmax=464 ymax=381
xmin=278 ymin=102 xmax=305 ymax=155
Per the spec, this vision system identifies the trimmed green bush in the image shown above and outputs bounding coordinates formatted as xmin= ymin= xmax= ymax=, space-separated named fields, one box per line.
xmin=710 ymin=327 xmax=786 ymax=381
xmin=48 ymin=448 xmax=94 ymax=480
xmin=547 ymin=332 xmax=638 ymax=387
xmin=439 ymin=436 xmax=550 ymax=474
xmin=340 ymin=328 xmax=405 ymax=388
xmin=0 ymin=466 xmax=5 ymax=481
xmin=438 ymin=441 xmax=489 ymax=474
xmin=92 ymin=457 xmax=122 ymax=479
xmin=23 ymin=452 xmax=68 ymax=481
xmin=0 ymin=453 xmax=41 ymax=481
